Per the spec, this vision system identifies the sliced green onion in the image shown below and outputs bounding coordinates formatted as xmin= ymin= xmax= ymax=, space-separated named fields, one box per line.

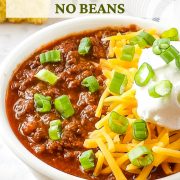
xmin=109 ymin=71 xmax=128 ymax=95
xmin=34 ymin=93 xmax=51 ymax=113
xmin=160 ymin=45 xmax=179 ymax=64
xmin=138 ymin=31 xmax=155 ymax=46
xmin=40 ymin=50 xmax=62 ymax=64
xmin=152 ymin=46 xmax=162 ymax=55
xmin=128 ymin=146 xmax=154 ymax=167
xmin=153 ymin=38 xmax=170 ymax=49
xmin=161 ymin=28 xmax=179 ymax=41
xmin=132 ymin=120 xmax=148 ymax=141
xmin=159 ymin=43 xmax=170 ymax=50
xmin=175 ymin=54 xmax=180 ymax=69
xmin=48 ymin=120 xmax=62 ymax=141
xmin=152 ymin=38 xmax=170 ymax=55
xmin=148 ymin=80 xmax=173 ymax=98
xmin=121 ymin=45 xmax=135 ymax=61
xmin=79 ymin=150 xmax=95 ymax=171
xmin=81 ymin=76 xmax=99 ymax=93
xmin=108 ymin=111 xmax=129 ymax=135
xmin=54 ymin=95 xmax=75 ymax=119
xmin=35 ymin=69 xmax=58 ymax=85
xmin=78 ymin=37 xmax=91 ymax=55
xmin=129 ymin=36 xmax=148 ymax=48
xmin=134 ymin=63 xmax=155 ymax=87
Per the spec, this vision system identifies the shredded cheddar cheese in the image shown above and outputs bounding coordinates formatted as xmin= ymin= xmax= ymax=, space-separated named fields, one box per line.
xmin=96 ymin=139 xmax=127 ymax=180
xmin=165 ymin=157 xmax=180 ymax=164
xmin=152 ymin=146 xmax=180 ymax=158
xmin=126 ymin=164 xmax=139 ymax=171
xmin=100 ymin=129 xmax=116 ymax=152
xmin=93 ymin=151 xmax=105 ymax=176
xmin=83 ymin=29 xmax=180 ymax=179
xmin=136 ymin=165 xmax=154 ymax=180
xmin=95 ymin=88 xmax=109 ymax=118
xmin=161 ymin=162 xmax=173 ymax=175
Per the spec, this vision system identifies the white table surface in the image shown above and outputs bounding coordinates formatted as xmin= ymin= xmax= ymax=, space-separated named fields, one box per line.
xmin=0 ymin=2 xmax=179 ymax=179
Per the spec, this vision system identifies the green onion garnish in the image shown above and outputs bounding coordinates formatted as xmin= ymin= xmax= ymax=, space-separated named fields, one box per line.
xmin=153 ymin=46 xmax=162 ymax=55
xmin=78 ymin=37 xmax=92 ymax=55
xmin=35 ymin=69 xmax=58 ymax=85
xmin=152 ymin=38 xmax=170 ymax=55
xmin=121 ymin=45 xmax=135 ymax=61
xmin=79 ymin=150 xmax=95 ymax=171
xmin=54 ymin=95 xmax=75 ymax=119
xmin=175 ymin=54 xmax=180 ymax=69
xmin=40 ymin=50 xmax=62 ymax=64
xmin=48 ymin=120 xmax=62 ymax=141
xmin=108 ymin=111 xmax=129 ymax=135
xmin=132 ymin=120 xmax=148 ymax=141
xmin=128 ymin=146 xmax=154 ymax=167
xmin=160 ymin=45 xmax=179 ymax=64
xmin=34 ymin=93 xmax=51 ymax=113
xmin=134 ymin=63 xmax=155 ymax=87
xmin=109 ymin=71 xmax=128 ymax=95
xmin=148 ymin=80 xmax=173 ymax=98
xmin=161 ymin=28 xmax=179 ymax=41
xmin=129 ymin=35 xmax=148 ymax=48
xmin=138 ymin=31 xmax=155 ymax=46
xmin=81 ymin=76 xmax=99 ymax=93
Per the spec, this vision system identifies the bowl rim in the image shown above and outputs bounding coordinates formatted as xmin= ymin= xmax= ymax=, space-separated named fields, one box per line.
xmin=0 ymin=15 xmax=179 ymax=180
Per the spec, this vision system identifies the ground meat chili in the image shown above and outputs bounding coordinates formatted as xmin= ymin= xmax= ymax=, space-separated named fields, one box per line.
xmin=6 ymin=26 xmax=167 ymax=180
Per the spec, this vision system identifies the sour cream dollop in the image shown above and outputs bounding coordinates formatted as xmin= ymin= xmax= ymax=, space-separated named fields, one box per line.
xmin=135 ymin=42 xmax=180 ymax=130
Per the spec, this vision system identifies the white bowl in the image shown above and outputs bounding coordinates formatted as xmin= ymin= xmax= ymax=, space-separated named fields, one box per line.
xmin=0 ymin=15 xmax=179 ymax=180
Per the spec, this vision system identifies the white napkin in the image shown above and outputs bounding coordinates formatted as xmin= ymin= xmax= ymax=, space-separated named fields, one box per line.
xmin=125 ymin=0 xmax=179 ymax=27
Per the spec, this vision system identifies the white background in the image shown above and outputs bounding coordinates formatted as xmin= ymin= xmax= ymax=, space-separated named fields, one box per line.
xmin=0 ymin=0 xmax=179 ymax=179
